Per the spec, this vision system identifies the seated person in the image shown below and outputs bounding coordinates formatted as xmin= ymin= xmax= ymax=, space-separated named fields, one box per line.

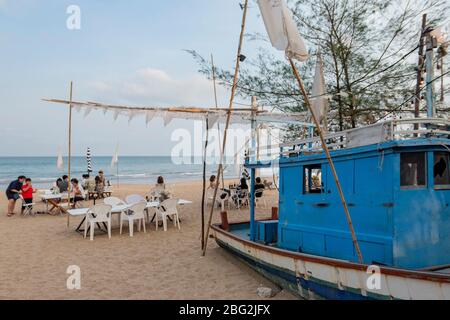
xmin=21 ymin=178 xmax=37 ymax=213
xmin=95 ymin=170 xmax=106 ymax=197
xmin=233 ymin=178 xmax=249 ymax=206
xmin=81 ymin=174 xmax=90 ymax=189
xmin=151 ymin=176 xmax=170 ymax=201
xmin=52 ymin=178 xmax=63 ymax=193
xmin=58 ymin=175 xmax=69 ymax=193
xmin=70 ymin=178 xmax=86 ymax=205
xmin=255 ymin=177 xmax=265 ymax=198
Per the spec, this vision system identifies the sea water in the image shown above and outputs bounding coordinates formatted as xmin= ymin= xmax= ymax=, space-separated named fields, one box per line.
xmin=0 ymin=156 xmax=242 ymax=190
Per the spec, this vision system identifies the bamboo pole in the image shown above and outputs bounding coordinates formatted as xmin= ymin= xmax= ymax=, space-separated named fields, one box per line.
xmin=201 ymin=117 xmax=210 ymax=250
xmin=202 ymin=0 xmax=249 ymax=256
xmin=211 ymin=54 xmax=225 ymax=189
xmin=288 ymin=58 xmax=364 ymax=264
xmin=67 ymin=81 xmax=73 ymax=228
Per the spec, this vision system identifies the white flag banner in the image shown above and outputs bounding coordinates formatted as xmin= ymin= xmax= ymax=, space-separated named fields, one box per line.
xmin=111 ymin=145 xmax=119 ymax=169
xmin=257 ymin=0 xmax=308 ymax=62
xmin=74 ymin=105 xmax=81 ymax=113
xmin=145 ymin=110 xmax=156 ymax=126
xmin=57 ymin=149 xmax=64 ymax=170
xmin=163 ymin=112 xmax=174 ymax=127
xmin=128 ymin=110 xmax=138 ymax=124
xmin=83 ymin=107 xmax=92 ymax=118
xmin=113 ymin=110 xmax=120 ymax=121
xmin=310 ymin=50 xmax=329 ymax=123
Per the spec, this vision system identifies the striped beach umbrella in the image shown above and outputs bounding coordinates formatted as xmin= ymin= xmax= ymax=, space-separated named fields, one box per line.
xmin=86 ymin=147 xmax=93 ymax=174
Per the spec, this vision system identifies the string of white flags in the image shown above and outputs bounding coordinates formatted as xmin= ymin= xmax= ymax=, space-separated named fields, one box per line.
xmin=42 ymin=99 xmax=313 ymax=127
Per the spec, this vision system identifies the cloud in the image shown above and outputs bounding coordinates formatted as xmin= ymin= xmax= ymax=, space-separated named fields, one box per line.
xmin=87 ymin=68 xmax=228 ymax=108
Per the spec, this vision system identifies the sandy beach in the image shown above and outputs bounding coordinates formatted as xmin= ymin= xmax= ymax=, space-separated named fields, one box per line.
xmin=0 ymin=180 xmax=296 ymax=300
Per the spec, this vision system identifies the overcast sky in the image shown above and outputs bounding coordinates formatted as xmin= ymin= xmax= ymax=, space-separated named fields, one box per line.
xmin=0 ymin=0 xmax=270 ymax=156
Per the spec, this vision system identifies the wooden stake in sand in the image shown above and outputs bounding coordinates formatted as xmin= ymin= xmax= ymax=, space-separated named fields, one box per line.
xmin=288 ymin=58 xmax=363 ymax=264
xmin=202 ymin=0 xmax=249 ymax=255
xmin=67 ymin=81 xmax=73 ymax=228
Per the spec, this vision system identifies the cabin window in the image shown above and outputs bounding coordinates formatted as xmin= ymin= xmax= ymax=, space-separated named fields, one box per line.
xmin=304 ymin=164 xmax=323 ymax=194
xmin=400 ymin=152 xmax=426 ymax=188
xmin=434 ymin=152 xmax=450 ymax=188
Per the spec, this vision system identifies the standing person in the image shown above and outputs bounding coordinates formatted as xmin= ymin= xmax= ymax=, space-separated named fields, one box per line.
xmin=21 ymin=178 xmax=37 ymax=214
xmin=58 ymin=175 xmax=69 ymax=193
xmin=5 ymin=176 xmax=26 ymax=217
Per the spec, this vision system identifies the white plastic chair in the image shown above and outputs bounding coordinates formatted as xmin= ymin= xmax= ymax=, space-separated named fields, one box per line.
xmin=156 ymin=198 xmax=180 ymax=231
xmin=84 ymin=204 xmax=112 ymax=241
xmin=125 ymin=194 xmax=146 ymax=204
xmin=120 ymin=201 xmax=147 ymax=237
xmin=255 ymin=188 xmax=267 ymax=208
xmin=104 ymin=196 xmax=126 ymax=224
xmin=20 ymin=196 xmax=35 ymax=216
xmin=235 ymin=189 xmax=249 ymax=209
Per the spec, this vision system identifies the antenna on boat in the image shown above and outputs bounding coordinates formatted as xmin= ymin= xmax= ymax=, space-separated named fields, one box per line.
xmin=202 ymin=0 xmax=249 ymax=256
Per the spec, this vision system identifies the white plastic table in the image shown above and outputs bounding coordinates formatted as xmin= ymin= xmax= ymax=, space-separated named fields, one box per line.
xmin=68 ymin=199 xmax=192 ymax=233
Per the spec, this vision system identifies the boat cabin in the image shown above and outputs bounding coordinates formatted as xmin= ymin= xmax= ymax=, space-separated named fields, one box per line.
xmin=246 ymin=119 xmax=450 ymax=269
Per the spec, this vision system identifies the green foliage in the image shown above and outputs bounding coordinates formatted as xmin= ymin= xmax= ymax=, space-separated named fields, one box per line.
xmin=189 ymin=0 xmax=449 ymax=138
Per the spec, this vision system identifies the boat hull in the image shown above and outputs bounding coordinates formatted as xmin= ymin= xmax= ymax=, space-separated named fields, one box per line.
xmin=212 ymin=223 xmax=450 ymax=300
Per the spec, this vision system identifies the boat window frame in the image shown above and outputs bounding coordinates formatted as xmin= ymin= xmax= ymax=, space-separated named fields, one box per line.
xmin=303 ymin=164 xmax=323 ymax=194
xmin=433 ymin=151 xmax=450 ymax=190
xmin=400 ymin=152 xmax=427 ymax=190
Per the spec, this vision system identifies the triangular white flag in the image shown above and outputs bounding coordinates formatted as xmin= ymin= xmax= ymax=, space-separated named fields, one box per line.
xmin=145 ymin=110 xmax=156 ymax=126
xmin=111 ymin=144 xmax=119 ymax=169
xmin=163 ymin=112 xmax=174 ymax=126
xmin=128 ymin=110 xmax=137 ymax=124
xmin=57 ymin=148 xmax=64 ymax=170
xmin=258 ymin=0 xmax=308 ymax=62
xmin=113 ymin=110 xmax=120 ymax=121
xmin=83 ymin=107 xmax=92 ymax=118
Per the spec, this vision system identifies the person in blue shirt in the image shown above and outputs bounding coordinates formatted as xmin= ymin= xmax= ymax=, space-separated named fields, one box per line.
xmin=6 ymin=176 xmax=26 ymax=217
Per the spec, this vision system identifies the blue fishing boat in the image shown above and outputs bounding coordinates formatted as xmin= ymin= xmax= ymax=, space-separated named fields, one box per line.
xmin=212 ymin=118 xmax=450 ymax=300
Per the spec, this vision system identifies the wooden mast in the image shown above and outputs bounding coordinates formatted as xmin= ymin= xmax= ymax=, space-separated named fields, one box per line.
xmin=288 ymin=58 xmax=364 ymax=264
xmin=67 ymin=81 xmax=73 ymax=228
xmin=202 ymin=0 xmax=249 ymax=256
xmin=414 ymin=14 xmax=427 ymax=119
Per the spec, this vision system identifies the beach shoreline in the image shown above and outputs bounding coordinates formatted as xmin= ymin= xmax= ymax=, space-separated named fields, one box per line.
xmin=0 ymin=180 xmax=295 ymax=300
